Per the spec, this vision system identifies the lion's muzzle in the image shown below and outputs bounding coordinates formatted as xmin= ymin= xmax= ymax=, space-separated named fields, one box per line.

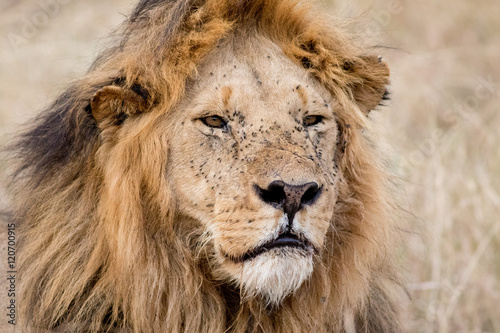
xmin=233 ymin=232 xmax=314 ymax=262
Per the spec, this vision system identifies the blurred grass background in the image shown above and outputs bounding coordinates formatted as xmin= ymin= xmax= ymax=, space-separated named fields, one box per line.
xmin=1 ymin=0 xmax=499 ymax=332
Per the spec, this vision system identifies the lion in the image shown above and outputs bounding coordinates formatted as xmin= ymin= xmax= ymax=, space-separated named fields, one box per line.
xmin=9 ymin=0 xmax=402 ymax=332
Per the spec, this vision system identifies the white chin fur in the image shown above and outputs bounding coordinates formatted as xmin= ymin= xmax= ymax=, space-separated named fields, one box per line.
xmin=239 ymin=248 xmax=313 ymax=306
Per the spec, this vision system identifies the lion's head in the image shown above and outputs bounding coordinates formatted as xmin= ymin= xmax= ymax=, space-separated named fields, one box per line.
xmin=11 ymin=1 xmax=401 ymax=332
xmin=166 ymin=36 xmax=342 ymax=304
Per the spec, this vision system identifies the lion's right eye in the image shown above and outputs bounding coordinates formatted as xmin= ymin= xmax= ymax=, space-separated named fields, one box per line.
xmin=200 ymin=115 xmax=227 ymax=129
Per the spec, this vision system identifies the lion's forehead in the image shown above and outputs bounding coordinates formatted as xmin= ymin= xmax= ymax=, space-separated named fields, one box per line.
xmin=190 ymin=36 xmax=335 ymax=120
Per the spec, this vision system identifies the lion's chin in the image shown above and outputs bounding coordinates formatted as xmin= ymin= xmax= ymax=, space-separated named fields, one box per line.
xmin=238 ymin=248 xmax=314 ymax=306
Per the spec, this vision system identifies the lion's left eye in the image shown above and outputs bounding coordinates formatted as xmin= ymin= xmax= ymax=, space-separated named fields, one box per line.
xmin=303 ymin=115 xmax=324 ymax=126
xmin=200 ymin=115 xmax=227 ymax=129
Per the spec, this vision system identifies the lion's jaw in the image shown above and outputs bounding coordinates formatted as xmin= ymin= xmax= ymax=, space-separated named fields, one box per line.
xmin=217 ymin=210 xmax=318 ymax=305
xmin=238 ymin=249 xmax=314 ymax=305
xmin=167 ymin=36 xmax=340 ymax=305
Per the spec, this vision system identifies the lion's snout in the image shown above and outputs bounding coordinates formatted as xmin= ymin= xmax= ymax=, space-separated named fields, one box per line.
xmin=253 ymin=180 xmax=322 ymax=224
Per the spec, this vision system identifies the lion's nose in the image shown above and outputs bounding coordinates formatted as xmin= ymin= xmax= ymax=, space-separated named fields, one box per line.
xmin=254 ymin=180 xmax=322 ymax=222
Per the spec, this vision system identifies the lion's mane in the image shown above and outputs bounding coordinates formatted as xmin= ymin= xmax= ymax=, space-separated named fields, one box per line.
xmin=9 ymin=0 xmax=402 ymax=332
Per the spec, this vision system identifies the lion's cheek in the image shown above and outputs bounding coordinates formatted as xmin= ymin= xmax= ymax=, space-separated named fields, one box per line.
xmin=168 ymin=161 xmax=235 ymax=219
xmin=209 ymin=210 xmax=283 ymax=257
xmin=293 ymin=199 xmax=335 ymax=248
xmin=168 ymin=181 xmax=221 ymax=227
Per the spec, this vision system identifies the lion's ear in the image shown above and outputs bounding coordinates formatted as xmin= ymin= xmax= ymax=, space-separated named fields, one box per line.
xmin=346 ymin=55 xmax=390 ymax=115
xmin=90 ymin=83 xmax=151 ymax=127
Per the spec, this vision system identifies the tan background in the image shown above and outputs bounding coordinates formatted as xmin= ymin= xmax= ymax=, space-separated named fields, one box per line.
xmin=1 ymin=0 xmax=499 ymax=332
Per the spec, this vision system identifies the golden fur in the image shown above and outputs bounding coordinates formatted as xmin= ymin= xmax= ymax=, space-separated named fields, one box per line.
xmin=9 ymin=0 xmax=402 ymax=332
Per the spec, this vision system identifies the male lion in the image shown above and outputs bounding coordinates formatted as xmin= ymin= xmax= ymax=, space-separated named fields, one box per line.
xmin=10 ymin=0 xmax=402 ymax=332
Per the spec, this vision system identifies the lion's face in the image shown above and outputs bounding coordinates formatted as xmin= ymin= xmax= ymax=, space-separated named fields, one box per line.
xmin=167 ymin=37 xmax=340 ymax=305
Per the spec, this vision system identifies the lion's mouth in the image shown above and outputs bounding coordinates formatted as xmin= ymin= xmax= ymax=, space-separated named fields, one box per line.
xmin=231 ymin=232 xmax=313 ymax=262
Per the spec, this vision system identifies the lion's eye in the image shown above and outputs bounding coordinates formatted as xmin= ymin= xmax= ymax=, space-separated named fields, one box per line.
xmin=201 ymin=115 xmax=227 ymax=128
xmin=303 ymin=115 xmax=324 ymax=126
